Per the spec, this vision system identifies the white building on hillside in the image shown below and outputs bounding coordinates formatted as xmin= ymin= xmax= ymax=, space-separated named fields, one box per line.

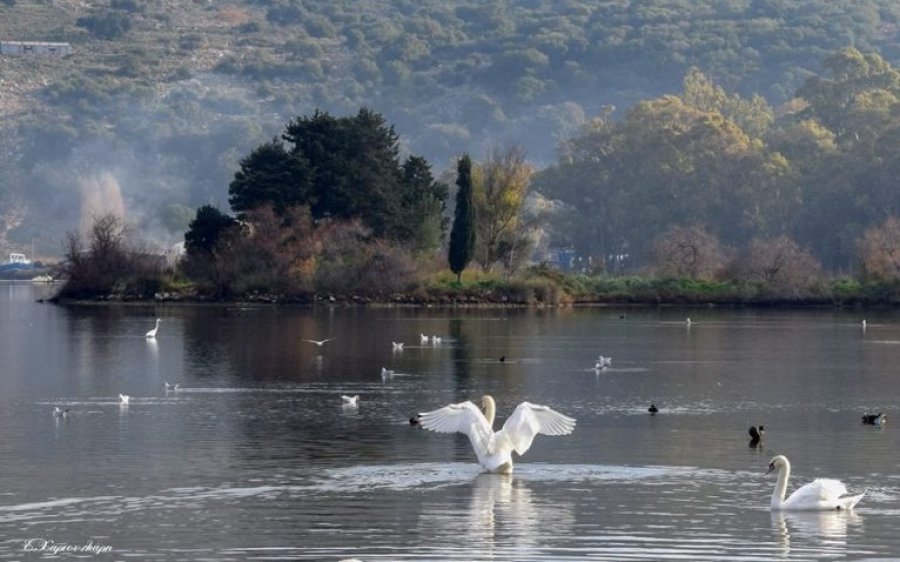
xmin=0 ymin=41 xmax=72 ymax=57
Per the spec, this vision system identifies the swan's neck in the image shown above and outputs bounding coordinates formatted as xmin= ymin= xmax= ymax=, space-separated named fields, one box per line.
xmin=772 ymin=461 xmax=790 ymax=508
xmin=482 ymin=395 xmax=496 ymax=428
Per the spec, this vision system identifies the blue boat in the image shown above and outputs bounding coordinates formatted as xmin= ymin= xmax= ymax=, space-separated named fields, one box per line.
xmin=0 ymin=253 xmax=34 ymax=273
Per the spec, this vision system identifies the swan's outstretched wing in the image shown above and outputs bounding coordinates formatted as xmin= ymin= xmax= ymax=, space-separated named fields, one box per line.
xmin=418 ymin=401 xmax=493 ymax=455
xmin=498 ymin=402 xmax=576 ymax=455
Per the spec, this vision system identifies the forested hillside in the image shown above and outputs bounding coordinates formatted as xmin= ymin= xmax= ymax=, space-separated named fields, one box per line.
xmin=2 ymin=0 xmax=900 ymax=266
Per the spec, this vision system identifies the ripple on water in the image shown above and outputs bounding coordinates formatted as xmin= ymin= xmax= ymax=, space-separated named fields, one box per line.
xmin=1 ymin=463 xmax=896 ymax=561
xmin=0 ymin=463 xmax=708 ymax=524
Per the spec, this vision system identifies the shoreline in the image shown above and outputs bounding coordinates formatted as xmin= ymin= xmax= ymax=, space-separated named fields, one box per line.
xmin=32 ymin=274 xmax=900 ymax=309
xmin=42 ymin=292 xmax=884 ymax=309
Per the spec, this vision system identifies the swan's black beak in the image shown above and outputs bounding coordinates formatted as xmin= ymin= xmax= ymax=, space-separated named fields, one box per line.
xmin=765 ymin=462 xmax=775 ymax=475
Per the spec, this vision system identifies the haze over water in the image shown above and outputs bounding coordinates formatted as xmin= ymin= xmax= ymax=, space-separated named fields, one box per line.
xmin=1 ymin=282 xmax=899 ymax=560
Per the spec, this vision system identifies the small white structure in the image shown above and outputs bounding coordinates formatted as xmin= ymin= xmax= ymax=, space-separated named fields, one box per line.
xmin=6 ymin=253 xmax=30 ymax=265
xmin=1 ymin=41 xmax=72 ymax=57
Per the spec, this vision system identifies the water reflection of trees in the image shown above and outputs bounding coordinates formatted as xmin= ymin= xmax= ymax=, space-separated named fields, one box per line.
xmin=62 ymin=305 xmax=156 ymax=393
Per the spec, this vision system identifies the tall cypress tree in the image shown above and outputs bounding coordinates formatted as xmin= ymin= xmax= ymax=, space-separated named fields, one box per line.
xmin=448 ymin=154 xmax=476 ymax=283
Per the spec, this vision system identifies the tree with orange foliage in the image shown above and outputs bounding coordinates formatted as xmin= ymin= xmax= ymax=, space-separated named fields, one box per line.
xmin=858 ymin=217 xmax=900 ymax=281
xmin=650 ymin=225 xmax=726 ymax=280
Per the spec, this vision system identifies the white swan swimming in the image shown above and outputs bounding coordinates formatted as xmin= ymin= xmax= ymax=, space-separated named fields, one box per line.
xmin=119 ymin=394 xmax=130 ymax=405
xmin=597 ymin=355 xmax=612 ymax=368
xmin=164 ymin=382 xmax=180 ymax=391
xmin=420 ymin=333 xmax=429 ymax=344
xmin=392 ymin=341 xmax=404 ymax=351
xmin=766 ymin=455 xmax=866 ymax=511
xmin=418 ymin=395 xmax=576 ymax=474
xmin=53 ymin=406 xmax=69 ymax=418
xmin=341 ymin=394 xmax=359 ymax=407
xmin=431 ymin=335 xmax=442 ymax=344
xmin=145 ymin=318 xmax=161 ymax=338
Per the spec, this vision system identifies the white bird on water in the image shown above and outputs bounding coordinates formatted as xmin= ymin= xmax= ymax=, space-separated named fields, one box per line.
xmin=417 ymin=395 xmax=576 ymax=474
xmin=431 ymin=335 xmax=442 ymax=344
xmin=302 ymin=338 xmax=333 ymax=347
xmin=596 ymin=355 xmax=612 ymax=369
xmin=164 ymin=382 xmax=180 ymax=391
xmin=341 ymin=394 xmax=359 ymax=407
xmin=766 ymin=455 xmax=866 ymax=511
xmin=145 ymin=318 xmax=161 ymax=338
xmin=119 ymin=394 xmax=130 ymax=405
xmin=420 ymin=333 xmax=429 ymax=344
xmin=392 ymin=341 xmax=404 ymax=351
xmin=53 ymin=406 xmax=69 ymax=418
xmin=381 ymin=367 xmax=395 ymax=380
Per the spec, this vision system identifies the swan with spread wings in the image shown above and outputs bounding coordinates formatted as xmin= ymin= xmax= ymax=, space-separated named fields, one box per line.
xmin=417 ymin=395 xmax=576 ymax=474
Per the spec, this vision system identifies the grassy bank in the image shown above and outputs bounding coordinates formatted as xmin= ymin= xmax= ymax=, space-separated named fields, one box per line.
xmin=412 ymin=268 xmax=828 ymax=306
xmin=412 ymin=270 xmax=900 ymax=307
xmin=50 ymin=264 xmax=900 ymax=308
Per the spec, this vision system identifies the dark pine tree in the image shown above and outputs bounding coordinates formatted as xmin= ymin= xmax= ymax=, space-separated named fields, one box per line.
xmin=228 ymin=138 xmax=312 ymax=218
xmin=282 ymin=108 xmax=402 ymax=237
xmin=184 ymin=205 xmax=237 ymax=256
xmin=448 ymin=154 xmax=476 ymax=283
xmin=397 ymin=155 xmax=449 ymax=248
xmin=226 ymin=108 xmax=447 ymax=250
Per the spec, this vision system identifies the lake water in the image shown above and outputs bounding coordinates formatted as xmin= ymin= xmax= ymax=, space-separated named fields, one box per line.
xmin=1 ymin=282 xmax=899 ymax=561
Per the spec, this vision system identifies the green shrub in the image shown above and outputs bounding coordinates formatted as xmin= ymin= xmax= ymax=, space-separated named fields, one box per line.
xmin=76 ymin=12 xmax=131 ymax=40
xmin=110 ymin=0 xmax=144 ymax=14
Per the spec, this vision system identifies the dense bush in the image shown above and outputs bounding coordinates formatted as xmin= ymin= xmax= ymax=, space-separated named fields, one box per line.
xmin=56 ymin=214 xmax=167 ymax=300
xmin=858 ymin=217 xmax=900 ymax=282
xmin=735 ymin=236 xmax=826 ymax=299
xmin=650 ymin=225 xmax=728 ymax=280
xmin=315 ymin=227 xmax=421 ymax=295
xmin=110 ymin=0 xmax=144 ymax=14
xmin=76 ymin=11 xmax=132 ymax=40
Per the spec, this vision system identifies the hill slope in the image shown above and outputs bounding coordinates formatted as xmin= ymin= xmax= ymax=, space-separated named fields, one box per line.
xmin=1 ymin=0 xmax=900 ymax=256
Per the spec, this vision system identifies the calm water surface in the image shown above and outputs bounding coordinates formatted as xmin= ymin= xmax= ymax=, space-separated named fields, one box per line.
xmin=1 ymin=282 xmax=899 ymax=560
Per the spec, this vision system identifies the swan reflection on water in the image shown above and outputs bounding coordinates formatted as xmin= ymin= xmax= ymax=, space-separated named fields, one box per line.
xmin=771 ymin=510 xmax=862 ymax=558
xmin=471 ymin=473 xmax=576 ymax=554
xmin=419 ymin=472 xmax=574 ymax=556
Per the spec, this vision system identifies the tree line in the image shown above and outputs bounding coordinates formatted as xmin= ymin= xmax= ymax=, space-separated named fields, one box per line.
xmin=536 ymin=47 xmax=900 ymax=288
xmin=56 ymin=108 xmax=537 ymax=299
xmin=7 ymin=0 xmax=900 ymax=259
xmin=56 ymin=47 xmax=900 ymax=303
